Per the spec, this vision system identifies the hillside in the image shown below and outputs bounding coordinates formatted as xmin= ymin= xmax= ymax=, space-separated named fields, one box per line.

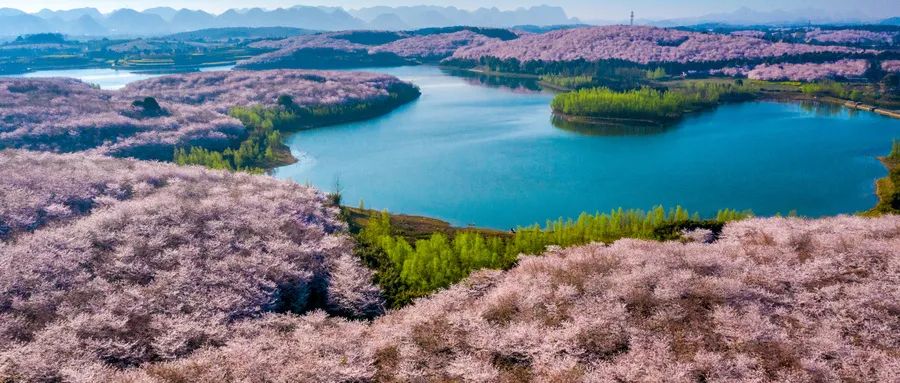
xmin=0 ymin=151 xmax=383 ymax=380
xmin=236 ymin=28 xmax=510 ymax=69
xmin=0 ymin=70 xmax=418 ymax=161
xmin=446 ymin=25 xmax=884 ymax=81
xmin=451 ymin=25 xmax=867 ymax=64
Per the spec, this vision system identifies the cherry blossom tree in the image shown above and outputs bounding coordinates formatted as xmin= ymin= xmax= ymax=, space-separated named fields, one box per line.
xmin=0 ymin=151 xmax=384 ymax=381
xmin=882 ymin=60 xmax=900 ymax=73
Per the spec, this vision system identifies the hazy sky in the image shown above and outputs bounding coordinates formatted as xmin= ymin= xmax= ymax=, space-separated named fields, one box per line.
xmin=4 ymin=1 xmax=898 ymax=20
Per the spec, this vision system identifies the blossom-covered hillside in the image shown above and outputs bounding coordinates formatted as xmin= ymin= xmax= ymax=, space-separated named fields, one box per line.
xmin=883 ymin=60 xmax=900 ymax=73
xmin=369 ymin=30 xmax=499 ymax=61
xmin=0 ymin=151 xmax=383 ymax=381
xmin=236 ymin=29 xmax=504 ymax=69
xmin=804 ymin=29 xmax=898 ymax=45
xmin=451 ymin=26 xmax=866 ymax=65
xmin=84 ymin=213 xmax=900 ymax=382
xmin=119 ymin=70 xmax=415 ymax=113
xmin=748 ymin=59 xmax=870 ymax=82
xmin=0 ymin=78 xmax=244 ymax=159
xmin=0 ymin=70 xmax=417 ymax=160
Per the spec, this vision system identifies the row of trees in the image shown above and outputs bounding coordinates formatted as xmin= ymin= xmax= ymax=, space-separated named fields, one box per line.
xmin=539 ymin=75 xmax=595 ymax=90
xmin=356 ymin=206 xmax=752 ymax=307
xmin=798 ymin=80 xmax=862 ymax=99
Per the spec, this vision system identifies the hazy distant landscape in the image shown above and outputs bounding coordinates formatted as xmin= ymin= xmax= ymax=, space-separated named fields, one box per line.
xmin=2 ymin=4 xmax=900 ymax=39
xmin=0 ymin=5 xmax=578 ymax=37
xmin=0 ymin=1 xmax=898 ymax=382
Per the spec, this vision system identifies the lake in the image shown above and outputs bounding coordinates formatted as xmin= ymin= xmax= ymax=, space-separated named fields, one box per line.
xmin=8 ymin=66 xmax=233 ymax=90
xmin=9 ymin=65 xmax=899 ymax=229
xmin=273 ymin=66 xmax=900 ymax=229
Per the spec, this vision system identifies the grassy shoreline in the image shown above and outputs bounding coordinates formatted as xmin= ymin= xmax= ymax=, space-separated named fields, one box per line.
xmin=867 ymin=140 xmax=900 ymax=215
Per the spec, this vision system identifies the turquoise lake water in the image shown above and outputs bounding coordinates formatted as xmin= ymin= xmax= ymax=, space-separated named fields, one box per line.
xmin=273 ymin=66 xmax=900 ymax=229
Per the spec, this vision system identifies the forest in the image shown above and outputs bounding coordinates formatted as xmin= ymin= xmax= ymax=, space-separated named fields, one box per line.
xmin=353 ymin=206 xmax=752 ymax=307
xmin=539 ymin=74 xmax=595 ymax=90
xmin=550 ymin=81 xmax=758 ymax=123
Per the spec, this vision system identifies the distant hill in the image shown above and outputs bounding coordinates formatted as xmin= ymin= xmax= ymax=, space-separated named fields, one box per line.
xmin=882 ymin=17 xmax=900 ymax=26
xmin=512 ymin=24 xmax=590 ymax=34
xmin=165 ymin=27 xmax=317 ymax=41
xmin=103 ymin=9 xmax=170 ymax=35
xmin=0 ymin=14 xmax=51 ymax=37
xmin=0 ymin=8 xmax=25 ymax=17
xmin=35 ymin=7 xmax=102 ymax=21
xmin=12 ymin=33 xmax=67 ymax=44
xmin=143 ymin=6 xmax=179 ymax=21
xmin=349 ymin=5 xmax=578 ymax=30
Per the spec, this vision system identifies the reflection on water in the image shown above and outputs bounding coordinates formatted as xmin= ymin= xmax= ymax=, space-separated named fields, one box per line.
xmin=551 ymin=115 xmax=675 ymax=136
xmin=440 ymin=68 xmax=545 ymax=93
xmin=798 ymin=100 xmax=855 ymax=117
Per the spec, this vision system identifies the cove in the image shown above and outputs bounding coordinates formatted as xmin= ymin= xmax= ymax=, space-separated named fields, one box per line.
xmin=274 ymin=65 xmax=900 ymax=229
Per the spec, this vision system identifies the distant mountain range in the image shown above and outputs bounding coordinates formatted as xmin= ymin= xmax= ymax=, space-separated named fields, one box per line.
xmin=349 ymin=5 xmax=575 ymax=30
xmin=0 ymin=5 xmax=580 ymax=38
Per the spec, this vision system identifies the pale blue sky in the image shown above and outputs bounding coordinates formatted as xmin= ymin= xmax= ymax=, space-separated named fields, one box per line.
xmin=4 ymin=1 xmax=898 ymax=20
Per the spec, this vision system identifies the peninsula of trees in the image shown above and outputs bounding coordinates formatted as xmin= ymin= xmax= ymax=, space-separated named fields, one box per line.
xmin=0 ymin=70 xmax=420 ymax=169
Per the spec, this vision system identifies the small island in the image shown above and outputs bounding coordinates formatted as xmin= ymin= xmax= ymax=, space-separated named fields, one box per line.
xmin=550 ymin=81 xmax=758 ymax=127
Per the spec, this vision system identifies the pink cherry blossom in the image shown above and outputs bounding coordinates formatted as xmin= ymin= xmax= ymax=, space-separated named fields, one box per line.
xmin=451 ymin=25 xmax=869 ymax=64
xmin=98 ymin=213 xmax=899 ymax=382
xmin=747 ymin=59 xmax=869 ymax=81
xmin=0 ymin=70 xmax=416 ymax=160
xmin=238 ymin=30 xmax=504 ymax=68
xmin=0 ymin=151 xmax=383 ymax=380
xmin=370 ymin=31 xmax=500 ymax=60
xmin=805 ymin=29 xmax=897 ymax=45
xmin=882 ymin=60 xmax=900 ymax=73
